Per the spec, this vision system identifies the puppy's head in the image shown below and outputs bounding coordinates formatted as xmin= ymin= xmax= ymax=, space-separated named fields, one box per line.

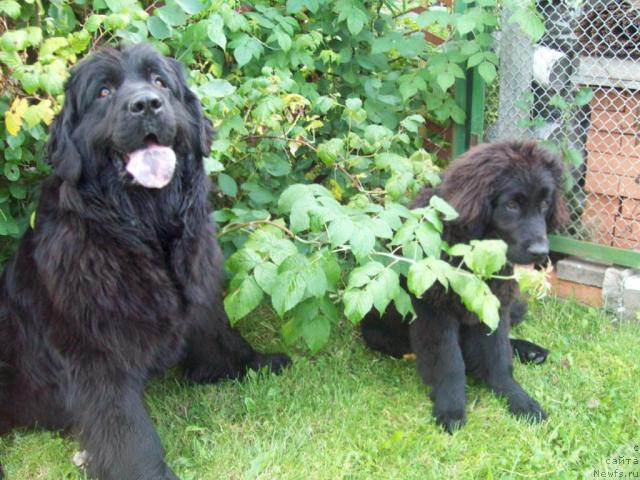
xmin=46 ymin=43 xmax=213 ymax=188
xmin=441 ymin=140 xmax=569 ymax=264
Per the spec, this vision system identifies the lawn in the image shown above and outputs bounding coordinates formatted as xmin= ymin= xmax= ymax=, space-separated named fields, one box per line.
xmin=1 ymin=297 xmax=639 ymax=479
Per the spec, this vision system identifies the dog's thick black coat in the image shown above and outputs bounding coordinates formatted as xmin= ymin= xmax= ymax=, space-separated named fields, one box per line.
xmin=361 ymin=140 xmax=568 ymax=433
xmin=0 ymin=44 xmax=290 ymax=479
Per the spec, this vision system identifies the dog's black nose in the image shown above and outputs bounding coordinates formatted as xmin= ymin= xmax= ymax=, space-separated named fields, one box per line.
xmin=526 ymin=239 xmax=549 ymax=261
xmin=129 ymin=92 xmax=163 ymax=116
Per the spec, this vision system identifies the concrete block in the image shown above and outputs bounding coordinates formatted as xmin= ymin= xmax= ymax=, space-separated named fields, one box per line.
xmin=556 ymin=257 xmax=609 ymax=287
xmin=623 ymin=274 xmax=640 ymax=322
xmin=602 ymin=267 xmax=635 ymax=316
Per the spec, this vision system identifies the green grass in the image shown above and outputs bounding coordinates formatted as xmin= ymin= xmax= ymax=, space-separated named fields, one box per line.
xmin=1 ymin=298 xmax=639 ymax=479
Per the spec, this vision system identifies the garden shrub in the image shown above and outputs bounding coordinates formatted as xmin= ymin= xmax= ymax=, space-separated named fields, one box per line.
xmin=0 ymin=0 xmax=545 ymax=351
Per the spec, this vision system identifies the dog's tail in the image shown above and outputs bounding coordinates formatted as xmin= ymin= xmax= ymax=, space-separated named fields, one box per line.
xmin=360 ymin=308 xmax=412 ymax=358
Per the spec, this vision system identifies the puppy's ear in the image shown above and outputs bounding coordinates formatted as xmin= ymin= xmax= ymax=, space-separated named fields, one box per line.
xmin=447 ymin=189 xmax=492 ymax=239
xmin=45 ymin=83 xmax=82 ymax=183
xmin=168 ymin=58 xmax=215 ymax=156
xmin=547 ymin=161 xmax=570 ymax=231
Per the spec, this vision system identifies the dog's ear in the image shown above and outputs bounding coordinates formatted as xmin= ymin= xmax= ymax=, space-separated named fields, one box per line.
xmin=439 ymin=155 xmax=495 ymax=240
xmin=45 ymin=81 xmax=82 ymax=183
xmin=167 ymin=58 xmax=214 ymax=157
xmin=547 ymin=154 xmax=570 ymax=231
xmin=447 ymin=187 xmax=493 ymax=239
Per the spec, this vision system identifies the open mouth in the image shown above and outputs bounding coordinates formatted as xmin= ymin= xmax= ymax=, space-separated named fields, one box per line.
xmin=123 ymin=133 xmax=176 ymax=189
xmin=142 ymin=133 xmax=160 ymax=148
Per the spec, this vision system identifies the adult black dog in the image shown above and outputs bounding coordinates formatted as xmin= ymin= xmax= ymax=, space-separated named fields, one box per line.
xmin=361 ymin=140 xmax=568 ymax=433
xmin=0 ymin=44 xmax=290 ymax=479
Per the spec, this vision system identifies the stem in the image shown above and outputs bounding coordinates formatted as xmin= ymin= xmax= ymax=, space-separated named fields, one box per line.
xmin=219 ymin=219 xmax=324 ymax=245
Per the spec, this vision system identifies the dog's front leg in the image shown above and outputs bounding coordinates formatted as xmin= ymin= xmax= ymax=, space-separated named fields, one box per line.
xmin=461 ymin=315 xmax=547 ymax=423
xmin=70 ymin=380 xmax=178 ymax=480
xmin=182 ymin=302 xmax=291 ymax=384
xmin=409 ymin=301 xmax=467 ymax=433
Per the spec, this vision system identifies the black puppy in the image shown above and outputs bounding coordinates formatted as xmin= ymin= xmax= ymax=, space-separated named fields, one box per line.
xmin=361 ymin=140 xmax=567 ymax=433
xmin=0 ymin=44 xmax=290 ymax=479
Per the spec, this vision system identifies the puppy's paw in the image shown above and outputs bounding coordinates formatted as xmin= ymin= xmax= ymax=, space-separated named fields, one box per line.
xmin=508 ymin=394 xmax=547 ymax=423
xmin=251 ymin=352 xmax=291 ymax=375
xmin=510 ymin=338 xmax=549 ymax=365
xmin=434 ymin=406 xmax=467 ymax=434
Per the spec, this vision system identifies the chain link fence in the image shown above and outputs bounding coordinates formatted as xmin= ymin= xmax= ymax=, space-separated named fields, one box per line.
xmin=487 ymin=0 xmax=640 ymax=252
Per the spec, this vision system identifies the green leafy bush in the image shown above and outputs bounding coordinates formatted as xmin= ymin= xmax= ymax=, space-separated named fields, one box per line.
xmin=0 ymin=0 xmax=544 ymax=351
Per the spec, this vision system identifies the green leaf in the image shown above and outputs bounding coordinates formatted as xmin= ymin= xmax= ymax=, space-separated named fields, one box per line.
xmin=508 ymin=9 xmax=545 ymax=42
xmin=147 ymin=16 xmax=171 ymax=39
xmin=456 ymin=13 xmax=476 ymax=34
xmin=204 ymin=157 xmax=224 ymax=174
xmin=317 ymin=251 xmax=341 ymax=291
xmin=271 ymin=270 xmax=307 ymax=318
xmin=201 ymin=79 xmax=236 ymax=98
xmin=156 ymin=4 xmax=187 ymax=26
xmin=286 ymin=0 xmax=319 ymax=14
xmin=4 ymin=163 xmax=20 ymax=181
xmin=370 ymin=218 xmax=393 ymax=239
xmin=436 ymin=71 xmax=455 ymax=92
xmin=415 ymin=223 xmax=441 ymax=258
xmin=565 ymin=147 xmax=583 ymax=167
xmin=393 ymin=287 xmax=415 ymax=319
xmin=574 ymin=87 xmax=593 ymax=107
xmin=305 ymin=262 xmax=328 ymax=297
xmin=407 ymin=260 xmax=437 ymax=297
xmin=231 ymin=34 xmax=264 ymax=67
xmin=467 ymin=51 xmax=484 ymax=68
xmin=225 ymin=248 xmax=262 ymax=274
xmin=348 ymin=261 xmax=384 ymax=288
xmin=175 ymin=0 xmax=203 ymax=14
xmin=218 ymin=173 xmax=238 ymax=197
xmin=328 ymin=217 xmax=355 ymax=247
xmin=317 ymin=138 xmax=344 ymax=166
xmin=429 ymin=195 xmax=459 ymax=221
xmin=349 ymin=226 xmax=375 ymax=260
xmin=274 ymin=30 xmax=292 ymax=52
xmin=262 ymin=153 xmax=291 ymax=177
xmin=207 ymin=13 xmax=226 ymax=50
xmin=343 ymin=288 xmax=373 ymax=324
xmin=254 ymin=262 xmax=278 ymax=294
xmin=0 ymin=0 xmax=21 ymax=19
xmin=464 ymin=240 xmax=508 ymax=279
xmin=477 ymin=61 xmax=496 ymax=84
xmin=224 ymin=276 xmax=263 ymax=324
xmin=370 ymin=268 xmax=400 ymax=314
xmin=9 ymin=184 xmax=26 ymax=199
xmin=289 ymin=202 xmax=310 ymax=233
xmin=302 ymin=314 xmax=331 ymax=352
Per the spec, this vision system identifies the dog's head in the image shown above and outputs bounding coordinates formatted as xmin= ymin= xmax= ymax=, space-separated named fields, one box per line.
xmin=441 ymin=140 xmax=569 ymax=264
xmin=46 ymin=44 xmax=213 ymax=188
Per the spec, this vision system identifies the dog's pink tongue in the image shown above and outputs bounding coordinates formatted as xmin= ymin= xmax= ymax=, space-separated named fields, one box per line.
xmin=125 ymin=145 xmax=176 ymax=188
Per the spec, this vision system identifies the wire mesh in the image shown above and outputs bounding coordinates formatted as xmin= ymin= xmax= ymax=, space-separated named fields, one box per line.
xmin=487 ymin=0 xmax=640 ymax=251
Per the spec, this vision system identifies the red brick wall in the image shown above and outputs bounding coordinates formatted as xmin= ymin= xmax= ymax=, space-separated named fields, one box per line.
xmin=582 ymin=87 xmax=640 ymax=250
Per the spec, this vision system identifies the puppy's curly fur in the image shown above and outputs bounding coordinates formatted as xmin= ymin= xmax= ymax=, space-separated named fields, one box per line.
xmin=361 ymin=140 xmax=568 ymax=433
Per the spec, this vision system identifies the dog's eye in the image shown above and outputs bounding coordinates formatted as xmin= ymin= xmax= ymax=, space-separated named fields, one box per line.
xmin=153 ymin=75 xmax=166 ymax=88
xmin=98 ymin=87 xmax=111 ymax=98
xmin=506 ymin=200 xmax=519 ymax=211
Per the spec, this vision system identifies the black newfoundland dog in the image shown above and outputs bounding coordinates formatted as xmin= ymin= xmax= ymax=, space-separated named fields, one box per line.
xmin=0 ymin=44 xmax=290 ymax=479
xmin=361 ymin=140 xmax=568 ymax=433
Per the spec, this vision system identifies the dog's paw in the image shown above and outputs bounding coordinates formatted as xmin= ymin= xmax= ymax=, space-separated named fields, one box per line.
xmin=251 ymin=352 xmax=291 ymax=375
xmin=434 ymin=406 xmax=467 ymax=434
xmin=510 ymin=338 xmax=549 ymax=365
xmin=508 ymin=394 xmax=547 ymax=423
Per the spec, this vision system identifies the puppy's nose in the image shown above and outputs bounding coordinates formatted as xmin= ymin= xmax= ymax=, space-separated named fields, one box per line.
xmin=527 ymin=239 xmax=549 ymax=261
xmin=129 ymin=92 xmax=163 ymax=116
